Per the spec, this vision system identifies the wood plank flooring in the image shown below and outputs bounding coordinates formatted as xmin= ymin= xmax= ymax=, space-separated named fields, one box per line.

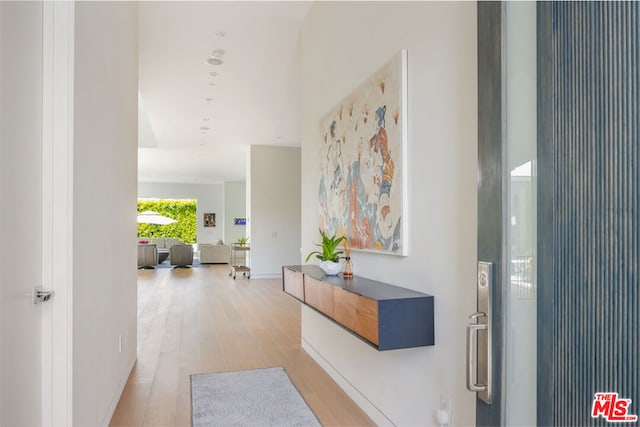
xmin=109 ymin=265 xmax=374 ymax=427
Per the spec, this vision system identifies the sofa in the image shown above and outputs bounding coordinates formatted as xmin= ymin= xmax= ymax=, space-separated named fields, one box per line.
xmin=199 ymin=243 xmax=230 ymax=264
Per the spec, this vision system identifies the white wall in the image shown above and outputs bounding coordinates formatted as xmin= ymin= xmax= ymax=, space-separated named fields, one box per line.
xmin=301 ymin=3 xmax=477 ymax=426
xmin=224 ymin=181 xmax=247 ymax=244
xmin=0 ymin=3 xmax=43 ymax=425
xmin=249 ymin=146 xmax=301 ymax=278
xmin=138 ymin=182 xmax=224 ymax=244
xmin=73 ymin=3 xmax=138 ymax=426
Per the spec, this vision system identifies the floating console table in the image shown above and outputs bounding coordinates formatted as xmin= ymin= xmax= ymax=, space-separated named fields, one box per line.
xmin=282 ymin=265 xmax=434 ymax=351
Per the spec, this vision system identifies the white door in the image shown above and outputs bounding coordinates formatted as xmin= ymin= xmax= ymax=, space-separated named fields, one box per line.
xmin=1 ymin=2 xmax=73 ymax=426
xmin=1 ymin=2 xmax=46 ymax=425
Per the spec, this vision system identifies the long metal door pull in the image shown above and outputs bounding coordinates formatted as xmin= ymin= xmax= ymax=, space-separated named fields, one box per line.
xmin=467 ymin=321 xmax=487 ymax=392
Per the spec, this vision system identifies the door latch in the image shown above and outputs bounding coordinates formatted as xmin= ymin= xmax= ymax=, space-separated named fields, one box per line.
xmin=33 ymin=288 xmax=55 ymax=304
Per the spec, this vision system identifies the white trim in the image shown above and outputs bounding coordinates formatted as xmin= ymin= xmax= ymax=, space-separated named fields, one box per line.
xmin=41 ymin=2 xmax=74 ymax=426
xmin=99 ymin=356 xmax=136 ymax=427
xmin=0 ymin=3 xmax=3 ymax=423
xmin=399 ymin=48 xmax=409 ymax=257
xmin=301 ymin=338 xmax=395 ymax=427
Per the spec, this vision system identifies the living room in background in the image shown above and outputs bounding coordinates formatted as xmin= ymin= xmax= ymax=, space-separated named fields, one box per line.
xmin=138 ymin=182 xmax=226 ymax=247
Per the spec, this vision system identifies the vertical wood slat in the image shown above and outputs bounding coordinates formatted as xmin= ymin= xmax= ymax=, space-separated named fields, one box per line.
xmin=332 ymin=288 xmax=379 ymax=346
xmin=283 ymin=268 xmax=305 ymax=301
xmin=303 ymin=276 xmax=334 ymax=317
xmin=541 ymin=2 xmax=640 ymax=425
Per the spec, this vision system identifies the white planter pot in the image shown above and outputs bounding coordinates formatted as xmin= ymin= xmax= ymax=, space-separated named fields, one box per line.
xmin=319 ymin=260 xmax=342 ymax=276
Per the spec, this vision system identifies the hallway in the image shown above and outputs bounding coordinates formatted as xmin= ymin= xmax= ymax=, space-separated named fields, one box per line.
xmin=109 ymin=265 xmax=374 ymax=426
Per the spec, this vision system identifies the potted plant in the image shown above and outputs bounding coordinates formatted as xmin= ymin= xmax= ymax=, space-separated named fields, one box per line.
xmin=237 ymin=236 xmax=249 ymax=246
xmin=305 ymin=229 xmax=346 ymax=275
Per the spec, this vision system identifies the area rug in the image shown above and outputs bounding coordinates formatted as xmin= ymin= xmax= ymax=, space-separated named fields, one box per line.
xmin=154 ymin=258 xmax=207 ymax=269
xmin=191 ymin=367 xmax=321 ymax=427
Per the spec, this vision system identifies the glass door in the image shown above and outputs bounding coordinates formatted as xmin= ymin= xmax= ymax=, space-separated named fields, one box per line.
xmin=474 ymin=2 xmax=537 ymax=425
xmin=504 ymin=2 xmax=537 ymax=425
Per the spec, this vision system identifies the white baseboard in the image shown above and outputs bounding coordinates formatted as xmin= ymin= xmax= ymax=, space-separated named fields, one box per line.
xmin=100 ymin=355 xmax=136 ymax=427
xmin=301 ymin=338 xmax=395 ymax=427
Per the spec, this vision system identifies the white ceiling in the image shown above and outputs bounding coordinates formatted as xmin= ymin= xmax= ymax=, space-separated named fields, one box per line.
xmin=138 ymin=1 xmax=311 ymax=184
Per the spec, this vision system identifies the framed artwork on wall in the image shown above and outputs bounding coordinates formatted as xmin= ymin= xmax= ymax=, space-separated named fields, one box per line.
xmin=203 ymin=213 xmax=216 ymax=227
xmin=318 ymin=49 xmax=408 ymax=256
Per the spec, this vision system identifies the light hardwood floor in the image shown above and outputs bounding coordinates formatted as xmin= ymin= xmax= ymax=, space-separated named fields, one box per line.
xmin=109 ymin=264 xmax=374 ymax=427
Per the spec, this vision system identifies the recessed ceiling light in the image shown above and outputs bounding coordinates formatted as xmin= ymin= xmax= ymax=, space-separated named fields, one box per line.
xmin=209 ymin=82 xmax=216 ymax=86
xmin=200 ymin=127 xmax=210 ymax=131
xmin=215 ymin=31 xmax=226 ymax=38
xmin=209 ymin=71 xmax=220 ymax=77
xmin=205 ymin=57 xmax=223 ymax=66
xmin=204 ymin=97 xmax=214 ymax=102
xmin=203 ymin=117 xmax=211 ymax=121
xmin=211 ymin=49 xmax=225 ymax=58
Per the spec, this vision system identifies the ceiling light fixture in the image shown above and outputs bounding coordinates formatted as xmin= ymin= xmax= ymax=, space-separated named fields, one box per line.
xmin=205 ymin=57 xmax=223 ymax=66
xmin=215 ymin=31 xmax=226 ymax=38
xmin=209 ymin=82 xmax=216 ymax=86
xmin=200 ymin=127 xmax=210 ymax=131
xmin=204 ymin=97 xmax=214 ymax=102
xmin=209 ymin=71 xmax=220 ymax=77
xmin=203 ymin=117 xmax=211 ymax=121
xmin=211 ymin=49 xmax=225 ymax=58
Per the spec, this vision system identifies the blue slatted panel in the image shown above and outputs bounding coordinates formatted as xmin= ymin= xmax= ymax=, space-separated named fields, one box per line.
xmin=549 ymin=2 xmax=639 ymax=425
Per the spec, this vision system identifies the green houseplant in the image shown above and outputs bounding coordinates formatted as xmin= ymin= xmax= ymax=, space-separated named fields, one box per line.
xmin=305 ymin=229 xmax=346 ymax=275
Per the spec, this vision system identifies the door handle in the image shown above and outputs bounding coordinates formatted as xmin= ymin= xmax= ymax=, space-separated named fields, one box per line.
xmin=466 ymin=316 xmax=487 ymax=392
xmin=466 ymin=262 xmax=493 ymax=404
xmin=33 ymin=287 xmax=55 ymax=304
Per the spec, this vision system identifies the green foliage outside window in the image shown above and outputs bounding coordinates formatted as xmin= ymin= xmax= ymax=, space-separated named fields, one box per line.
xmin=137 ymin=199 xmax=197 ymax=243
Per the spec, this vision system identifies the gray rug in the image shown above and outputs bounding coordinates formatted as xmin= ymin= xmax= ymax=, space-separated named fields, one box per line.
xmin=154 ymin=258 xmax=207 ymax=269
xmin=191 ymin=367 xmax=321 ymax=427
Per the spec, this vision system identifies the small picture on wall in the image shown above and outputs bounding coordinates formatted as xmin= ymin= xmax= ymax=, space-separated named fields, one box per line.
xmin=204 ymin=213 xmax=216 ymax=227
xmin=234 ymin=217 xmax=247 ymax=226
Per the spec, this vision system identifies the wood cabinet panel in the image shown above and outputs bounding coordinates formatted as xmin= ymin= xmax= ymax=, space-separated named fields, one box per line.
xmin=333 ymin=287 xmax=379 ymax=345
xmin=283 ymin=268 xmax=304 ymax=301
xmin=304 ymin=276 xmax=333 ymax=317
xmin=282 ymin=265 xmax=434 ymax=350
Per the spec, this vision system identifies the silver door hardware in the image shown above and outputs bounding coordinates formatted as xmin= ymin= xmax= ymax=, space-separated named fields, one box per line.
xmin=466 ymin=261 xmax=492 ymax=403
xmin=33 ymin=288 xmax=55 ymax=304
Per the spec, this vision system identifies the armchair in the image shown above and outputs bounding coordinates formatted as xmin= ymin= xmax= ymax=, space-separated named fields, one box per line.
xmin=170 ymin=244 xmax=194 ymax=268
xmin=137 ymin=244 xmax=158 ymax=269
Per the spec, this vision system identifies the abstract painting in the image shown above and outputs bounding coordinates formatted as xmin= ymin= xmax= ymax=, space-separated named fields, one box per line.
xmin=318 ymin=50 xmax=408 ymax=256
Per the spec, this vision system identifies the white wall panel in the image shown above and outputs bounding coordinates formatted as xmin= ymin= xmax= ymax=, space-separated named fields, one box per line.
xmin=301 ymin=2 xmax=477 ymax=425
